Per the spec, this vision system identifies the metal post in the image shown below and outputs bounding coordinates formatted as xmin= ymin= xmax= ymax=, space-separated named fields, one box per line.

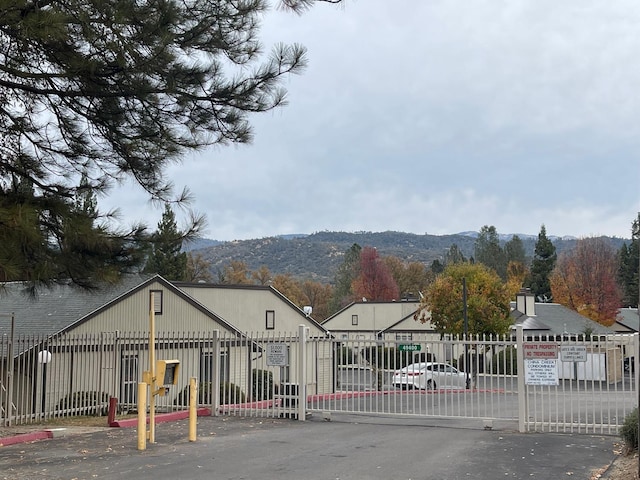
xmin=5 ymin=314 xmax=15 ymax=427
xmin=297 ymin=325 xmax=307 ymax=421
xmin=635 ymin=212 xmax=639 ymax=478
xmin=189 ymin=377 xmax=197 ymax=441
xmin=463 ymin=278 xmax=470 ymax=389
xmin=516 ymin=325 xmax=526 ymax=433
xmin=137 ymin=382 xmax=147 ymax=451
xmin=212 ymin=330 xmax=220 ymax=416
xmin=149 ymin=292 xmax=156 ymax=444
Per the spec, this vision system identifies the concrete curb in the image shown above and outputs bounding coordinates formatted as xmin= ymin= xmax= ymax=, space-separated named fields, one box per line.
xmin=1 ymin=408 xmax=212 ymax=447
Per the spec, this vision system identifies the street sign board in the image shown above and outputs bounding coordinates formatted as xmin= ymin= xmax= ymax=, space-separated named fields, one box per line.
xmin=523 ymin=343 xmax=558 ymax=359
xmin=398 ymin=344 xmax=421 ymax=352
xmin=560 ymin=345 xmax=587 ymax=362
xmin=266 ymin=343 xmax=288 ymax=366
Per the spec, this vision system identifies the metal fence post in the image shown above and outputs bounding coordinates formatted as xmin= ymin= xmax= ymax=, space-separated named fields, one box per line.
xmin=516 ymin=324 xmax=526 ymax=433
xmin=297 ymin=325 xmax=307 ymax=421
xmin=212 ymin=330 xmax=220 ymax=416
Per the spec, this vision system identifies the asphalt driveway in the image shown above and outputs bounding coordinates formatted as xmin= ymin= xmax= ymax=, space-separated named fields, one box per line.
xmin=0 ymin=414 xmax=620 ymax=480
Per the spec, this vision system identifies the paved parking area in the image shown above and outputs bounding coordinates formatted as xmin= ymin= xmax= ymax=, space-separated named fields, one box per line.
xmin=0 ymin=414 xmax=621 ymax=480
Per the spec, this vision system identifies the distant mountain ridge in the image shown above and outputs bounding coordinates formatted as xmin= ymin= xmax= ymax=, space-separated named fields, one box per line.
xmin=190 ymin=230 xmax=628 ymax=283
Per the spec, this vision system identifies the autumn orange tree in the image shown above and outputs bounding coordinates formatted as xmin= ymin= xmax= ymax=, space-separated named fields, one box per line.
xmin=550 ymin=237 xmax=621 ymax=326
xmin=219 ymin=260 xmax=252 ymax=284
xmin=352 ymin=247 xmax=399 ymax=301
xmin=415 ymin=262 xmax=511 ymax=336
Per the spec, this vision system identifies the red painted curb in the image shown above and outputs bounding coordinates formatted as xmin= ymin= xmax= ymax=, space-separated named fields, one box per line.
xmin=0 ymin=431 xmax=51 ymax=447
xmin=110 ymin=408 xmax=211 ymax=428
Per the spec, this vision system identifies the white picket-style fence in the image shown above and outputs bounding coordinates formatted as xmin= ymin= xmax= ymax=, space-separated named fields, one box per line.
xmin=1 ymin=326 xmax=636 ymax=435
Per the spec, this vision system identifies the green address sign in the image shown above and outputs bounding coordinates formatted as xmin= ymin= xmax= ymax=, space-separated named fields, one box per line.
xmin=398 ymin=344 xmax=421 ymax=352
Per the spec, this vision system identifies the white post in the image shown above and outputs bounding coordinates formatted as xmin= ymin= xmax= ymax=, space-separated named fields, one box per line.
xmin=297 ymin=325 xmax=308 ymax=421
xmin=516 ymin=325 xmax=526 ymax=433
xmin=212 ymin=330 xmax=220 ymax=416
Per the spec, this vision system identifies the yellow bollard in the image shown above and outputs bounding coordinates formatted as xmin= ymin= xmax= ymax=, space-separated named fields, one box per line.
xmin=137 ymin=383 xmax=147 ymax=451
xmin=189 ymin=377 xmax=197 ymax=442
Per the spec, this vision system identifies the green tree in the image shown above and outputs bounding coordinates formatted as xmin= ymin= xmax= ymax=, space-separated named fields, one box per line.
xmin=0 ymin=0 xmax=338 ymax=285
xmin=504 ymin=235 xmax=526 ymax=265
xmin=415 ymin=263 xmax=511 ymax=337
xmin=144 ymin=204 xmax=188 ymax=281
xmin=330 ymin=243 xmax=362 ymax=312
xmin=0 ymin=165 xmax=146 ymax=288
xmin=384 ymin=256 xmax=431 ymax=299
xmin=444 ymin=244 xmax=466 ymax=266
xmin=528 ymin=225 xmax=557 ymax=302
xmin=618 ymin=214 xmax=639 ymax=308
xmin=474 ymin=226 xmax=507 ymax=280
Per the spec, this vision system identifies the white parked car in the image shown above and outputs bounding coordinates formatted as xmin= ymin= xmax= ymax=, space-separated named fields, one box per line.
xmin=391 ymin=362 xmax=467 ymax=390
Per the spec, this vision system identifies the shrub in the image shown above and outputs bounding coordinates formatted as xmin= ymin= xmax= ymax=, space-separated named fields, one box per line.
xmin=457 ymin=350 xmax=485 ymax=374
xmin=252 ymin=369 xmax=274 ymax=400
xmin=175 ymin=381 xmax=246 ymax=406
xmin=620 ymin=408 xmax=638 ymax=451
xmin=491 ymin=346 xmax=518 ymax=375
xmin=220 ymin=382 xmax=246 ymax=404
xmin=56 ymin=391 xmax=110 ymax=415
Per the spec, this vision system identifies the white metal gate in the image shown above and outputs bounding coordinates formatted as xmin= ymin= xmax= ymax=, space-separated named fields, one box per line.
xmin=214 ymin=326 xmax=637 ymax=435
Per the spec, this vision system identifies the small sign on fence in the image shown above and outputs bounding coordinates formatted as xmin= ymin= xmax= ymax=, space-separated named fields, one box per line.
xmin=560 ymin=345 xmax=587 ymax=362
xmin=524 ymin=359 xmax=559 ymax=385
xmin=523 ymin=343 xmax=558 ymax=359
xmin=398 ymin=344 xmax=421 ymax=352
xmin=266 ymin=344 xmax=288 ymax=366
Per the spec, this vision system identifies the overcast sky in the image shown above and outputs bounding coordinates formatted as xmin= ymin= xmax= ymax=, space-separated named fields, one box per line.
xmin=103 ymin=0 xmax=639 ymax=241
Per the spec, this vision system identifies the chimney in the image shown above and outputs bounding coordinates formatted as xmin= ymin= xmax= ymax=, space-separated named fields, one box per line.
xmin=516 ymin=288 xmax=535 ymax=316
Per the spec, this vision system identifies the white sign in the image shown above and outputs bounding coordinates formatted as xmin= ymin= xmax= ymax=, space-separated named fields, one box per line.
xmin=560 ymin=345 xmax=587 ymax=362
xmin=525 ymin=359 xmax=559 ymax=386
xmin=266 ymin=344 xmax=288 ymax=366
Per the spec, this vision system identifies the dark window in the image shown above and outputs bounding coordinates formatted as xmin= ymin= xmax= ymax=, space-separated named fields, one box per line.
xmin=352 ymin=315 xmax=358 ymax=326
xmin=150 ymin=290 xmax=163 ymax=315
xmin=266 ymin=310 xmax=275 ymax=330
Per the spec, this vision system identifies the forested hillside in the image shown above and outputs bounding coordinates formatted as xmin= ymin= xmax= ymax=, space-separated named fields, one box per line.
xmin=190 ymin=231 xmax=629 ymax=283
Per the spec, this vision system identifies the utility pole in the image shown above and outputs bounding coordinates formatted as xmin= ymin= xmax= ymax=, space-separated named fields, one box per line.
xmin=635 ymin=213 xmax=639 ymax=479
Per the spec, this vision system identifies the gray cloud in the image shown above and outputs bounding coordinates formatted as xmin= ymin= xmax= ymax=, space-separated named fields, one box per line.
xmin=102 ymin=0 xmax=639 ymax=240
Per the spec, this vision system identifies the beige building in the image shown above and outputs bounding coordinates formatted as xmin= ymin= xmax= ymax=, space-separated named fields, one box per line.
xmin=0 ymin=275 xmax=332 ymax=421
xmin=322 ymin=300 xmax=422 ymax=340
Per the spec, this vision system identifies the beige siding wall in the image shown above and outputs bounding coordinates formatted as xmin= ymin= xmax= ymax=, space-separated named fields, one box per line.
xmin=180 ymin=286 xmax=324 ymax=335
xmin=323 ymin=302 xmax=420 ymax=333
xmin=70 ymin=282 xmax=236 ymax=335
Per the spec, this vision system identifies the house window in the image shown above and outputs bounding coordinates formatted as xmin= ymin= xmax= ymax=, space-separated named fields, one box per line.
xmin=396 ymin=333 xmax=413 ymax=341
xmin=200 ymin=351 xmax=229 ymax=383
xmin=266 ymin=310 xmax=275 ymax=330
xmin=352 ymin=315 xmax=358 ymax=326
xmin=120 ymin=355 xmax=139 ymax=405
xmin=150 ymin=290 xmax=163 ymax=315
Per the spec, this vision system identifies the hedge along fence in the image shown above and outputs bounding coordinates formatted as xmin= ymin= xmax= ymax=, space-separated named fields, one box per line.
xmin=251 ymin=369 xmax=274 ymax=401
xmin=55 ymin=391 xmax=111 ymax=416
xmin=174 ymin=381 xmax=246 ymax=407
